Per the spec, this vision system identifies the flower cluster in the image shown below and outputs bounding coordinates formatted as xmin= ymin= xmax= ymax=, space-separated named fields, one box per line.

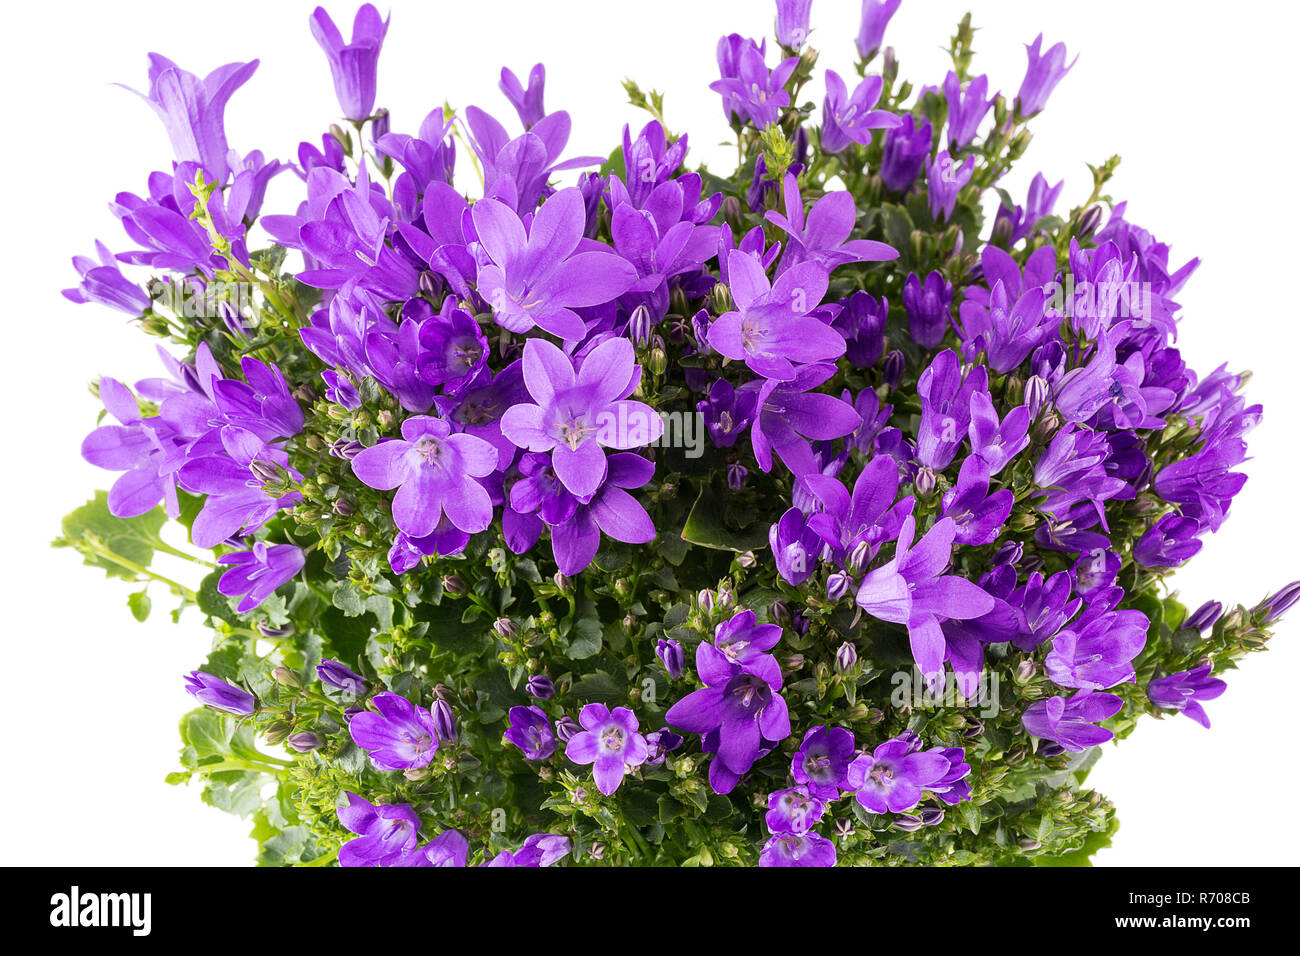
xmin=60 ymin=0 xmax=1295 ymax=867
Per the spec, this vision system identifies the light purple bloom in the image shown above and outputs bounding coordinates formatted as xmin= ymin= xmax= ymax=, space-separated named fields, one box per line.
xmin=856 ymin=0 xmax=902 ymax=60
xmin=1016 ymin=34 xmax=1076 ymax=116
xmin=927 ymin=151 xmax=974 ymax=222
xmin=766 ymin=785 xmax=825 ymax=833
xmin=351 ymin=416 xmax=496 ymax=538
xmin=317 ymin=659 xmax=367 ymax=694
xmin=790 ymin=725 xmax=856 ymax=799
xmin=760 ymin=829 xmax=837 ymax=867
xmin=500 ymin=63 xmax=546 ymax=129
xmin=500 ymin=337 xmax=663 ymax=498
xmin=564 ymin=703 xmax=649 ymax=795
xmin=474 ymin=189 xmax=637 ymax=340
xmin=820 ymin=71 xmax=900 ymax=153
xmin=349 ymin=692 xmax=441 ymax=771
xmin=184 ymin=670 xmax=255 ymax=715
xmin=766 ymin=174 xmax=898 ymax=276
xmin=397 ymin=829 xmax=470 ymax=868
xmin=121 ymin=54 xmax=258 ymax=183
xmin=880 ymin=115 xmax=932 ymax=192
xmin=775 ymin=0 xmax=814 ymax=48
xmin=944 ymin=71 xmax=994 ymax=150
xmin=63 ymin=241 xmax=149 ymax=315
xmin=216 ymin=542 xmax=305 ymax=613
xmin=310 ymin=4 xmax=389 ymax=121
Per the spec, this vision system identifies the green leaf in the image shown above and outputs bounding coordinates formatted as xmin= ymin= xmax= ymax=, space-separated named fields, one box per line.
xmin=568 ymin=617 xmax=603 ymax=660
xmin=127 ymin=590 xmax=152 ymax=622
xmin=53 ymin=492 xmax=167 ymax=581
xmin=681 ymin=480 xmax=769 ymax=552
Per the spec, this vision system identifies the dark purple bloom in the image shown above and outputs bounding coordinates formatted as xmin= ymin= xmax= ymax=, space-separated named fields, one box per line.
xmin=317 ymin=659 xmax=367 ymax=694
xmin=1045 ymin=603 xmax=1148 ymax=690
xmin=1147 ymin=666 xmax=1227 ymax=729
xmin=504 ymin=705 xmax=556 ymax=760
xmin=698 ymin=377 xmax=758 ymax=448
xmin=349 ymin=692 xmax=441 ymax=771
xmin=902 ymin=271 xmax=954 ymax=350
xmin=1022 ymin=691 xmax=1123 ymax=753
xmin=351 ymin=416 xmax=496 ymax=538
xmin=526 ymin=674 xmax=555 ymax=700
xmin=656 ymin=638 xmax=686 ymax=678
xmin=213 ymin=357 xmax=304 ymax=442
xmin=1134 ymin=514 xmax=1204 ymax=568
xmin=766 ymin=785 xmax=825 ymax=833
xmin=1183 ymin=600 xmax=1223 ymax=633
xmin=485 ymin=833 xmax=571 ymax=867
xmin=184 ymin=671 xmax=255 ymax=715
xmin=336 ymin=792 xmax=420 ymax=867
xmin=790 ymin=725 xmax=856 ymax=799
xmin=940 ymin=456 xmax=1013 ymax=546
xmin=1259 ymin=582 xmax=1300 ymax=623
xmin=968 ymin=391 xmax=1031 ymax=475
xmin=834 ymin=291 xmax=887 ymax=369
xmin=564 ymin=703 xmax=649 ymax=795
xmin=915 ymin=350 xmax=988 ymax=470
xmin=847 ymin=735 xmax=952 ymax=813
xmin=417 ymin=305 xmax=488 ymax=396
xmin=216 ymin=542 xmax=305 ymax=613
xmin=770 ymin=507 xmax=823 ymax=586
xmin=1071 ymin=547 xmax=1121 ymax=597
xmin=1016 ymin=34 xmax=1076 ymax=116
xmin=880 ymin=115 xmax=932 ymax=192
xmin=1009 ymin=570 xmax=1080 ymax=651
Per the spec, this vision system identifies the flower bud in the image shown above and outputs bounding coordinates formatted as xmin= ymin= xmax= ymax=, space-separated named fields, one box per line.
xmin=271 ymin=666 xmax=301 ymax=688
xmin=432 ymin=699 xmax=458 ymax=743
xmin=827 ymin=572 xmax=851 ymax=602
xmin=726 ymin=461 xmax=749 ymax=490
xmin=442 ymin=574 xmax=467 ymax=596
xmin=554 ymin=715 xmax=580 ymax=743
xmin=883 ymin=350 xmax=905 ymax=389
xmin=834 ymin=641 xmax=857 ymax=673
xmin=493 ymin=617 xmax=518 ymax=640
xmin=287 ymin=732 xmax=322 ymax=752
xmin=263 ymin=722 xmax=291 ymax=745
xmin=1183 ymin=600 xmax=1223 ymax=633
xmin=1023 ymin=375 xmax=1050 ymax=417
xmin=526 ymin=675 xmax=555 ymax=700
xmin=656 ymin=638 xmax=685 ymax=678
xmin=332 ymin=497 xmax=355 ymax=517
xmin=1259 ymin=582 xmax=1300 ymax=623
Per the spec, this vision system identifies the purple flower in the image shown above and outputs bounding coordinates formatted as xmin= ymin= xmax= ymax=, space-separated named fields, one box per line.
xmin=775 ymin=0 xmax=814 ymax=48
xmin=417 ymin=305 xmax=488 ymax=396
xmin=847 ymin=735 xmax=952 ymax=813
xmin=1072 ymin=547 xmax=1121 ymax=597
xmin=856 ymin=514 xmax=995 ymax=689
xmin=1045 ymin=602 xmax=1148 ymax=690
xmin=547 ymin=453 xmax=657 ymax=575
xmin=766 ymin=174 xmax=898 ymax=276
xmin=397 ymin=829 xmax=470 ymax=868
xmin=184 ymin=671 xmax=255 ymax=715
xmin=63 ymin=241 xmax=149 ymax=315
xmin=1008 ymin=570 xmax=1080 ymax=651
xmin=216 ymin=542 xmax=305 ymax=613
xmin=766 ymin=785 xmax=825 ymax=833
xmin=1147 ymin=666 xmax=1227 ymax=729
xmin=1022 ymin=691 xmax=1123 ymax=753
xmin=710 ymin=251 xmax=843 ymax=380
xmin=349 ymin=692 xmax=441 ymax=771
xmin=770 ymin=507 xmax=823 ymax=586
xmin=564 ymin=703 xmax=650 ymax=795
xmin=501 ymin=337 xmax=662 ymax=498
xmin=504 ymin=705 xmax=556 ymax=760
xmin=791 ymin=725 xmax=856 ymax=799
xmin=656 ymin=638 xmax=686 ymax=678
xmin=500 ymin=63 xmax=546 ymax=129
xmin=474 ymin=189 xmax=635 ymax=340
xmin=1259 ymin=582 xmax=1300 ymax=623
xmin=943 ymin=71 xmax=994 ymax=150
xmin=856 ymin=0 xmax=902 ymax=60
xmin=834 ymin=291 xmax=888 ymax=369
xmin=902 ymin=271 xmax=954 ymax=350
xmin=927 ymin=151 xmax=974 ymax=222
xmin=665 ymin=629 xmax=791 ymax=794
xmin=177 ymin=429 xmax=303 ymax=549
xmin=336 ymin=792 xmax=420 ymax=867
xmin=1134 ymin=514 xmax=1204 ymax=568
xmin=121 ymin=54 xmax=258 ymax=183
xmin=317 ymin=659 xmax=367 ymax=694
xmin=747 ymin=363 xmax=862 ymax=476
xmin=880 ymin=115 xmax=932 ymax=192
xmin=486 ymin=833 xmax=571 ymax=867
xmin=309 ymin=4 xmax=389 ymax=121
xmin=698 ymin=377 xmax=758 ymax=448
xmin=710 ymin=40 xmax=798 ymax=128
xmin=760 ymin=830 xmax=837 ymax=867
xmin=526 ymin=674 xmax=555 ymax=700
xmin=1016 ymin=34 xmax=1076 ymax=116
xmin=940 ymin=456 xmax=1013 ymax=546
xmin=351 ymin=416 xmax=496 ymax=538
xmin=820 ymin=71 xmax=900 ymax=153
xmin=213 ymin=357 xmax=304 ymax=442
xmin=968 ymin=391 xmax=1031 ymax=475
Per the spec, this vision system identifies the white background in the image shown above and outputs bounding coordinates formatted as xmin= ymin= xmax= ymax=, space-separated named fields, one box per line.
xmin=2 ymin=0 xmax=1296 ymax=866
